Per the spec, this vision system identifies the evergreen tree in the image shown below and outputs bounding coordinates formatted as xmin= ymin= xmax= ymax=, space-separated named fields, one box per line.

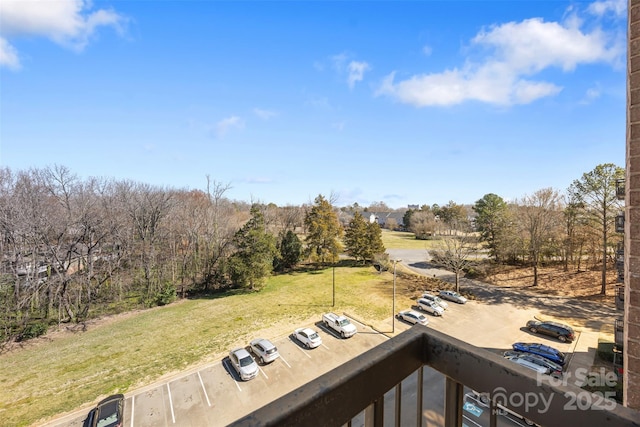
xmin=228 ymin=204 xmax=278 ymax=290
xmin=274 ymin=230 xmax=302 ymax=272
xmin=304 ymin=195 xmax=343 ymax=265
xmin=344 ymin=211 xmax=369 ymax=263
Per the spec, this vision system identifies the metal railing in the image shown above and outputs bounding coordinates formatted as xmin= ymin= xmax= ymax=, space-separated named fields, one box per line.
xmin=616 ymin=285 xmax=625 ymax=311
xmin=231 ymin=326 xmax=639 ymax=427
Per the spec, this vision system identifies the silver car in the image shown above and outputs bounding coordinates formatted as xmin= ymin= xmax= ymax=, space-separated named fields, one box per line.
xmin=250 ymin=338 xmax=280 ymax=364
xmin=416 ymin=298 xmax=445 ymax=316
xmin=439 ymin=290 xmax=467 ymax=304
xmin=228 ymin=348 xmax=259 ymax=381
xmin=421 ymin=292 xmax=449 ymax=309
xmin=396 ymin=310 xmax=429 ymax=326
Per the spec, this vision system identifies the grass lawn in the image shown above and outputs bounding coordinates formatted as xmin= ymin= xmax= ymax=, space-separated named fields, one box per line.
xmin=0 ymin=263 xmax=421 ymax=427
xmin=380 ymin=229 xmax=440 ymax=249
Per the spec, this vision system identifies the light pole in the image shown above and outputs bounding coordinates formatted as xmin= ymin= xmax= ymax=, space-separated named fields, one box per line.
xmin=332 ymin=265 xmax=335 ymax=307
xmin=392 ymin=259 xmax=402 ymax=333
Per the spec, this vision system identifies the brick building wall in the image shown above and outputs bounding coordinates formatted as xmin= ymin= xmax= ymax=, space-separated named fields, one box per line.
xmin=626 ymin=0 xmax=640 ymax=410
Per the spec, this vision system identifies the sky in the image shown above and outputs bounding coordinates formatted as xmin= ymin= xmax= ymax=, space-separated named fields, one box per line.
xmin=0 ymin=0 xmax=628 ymax=209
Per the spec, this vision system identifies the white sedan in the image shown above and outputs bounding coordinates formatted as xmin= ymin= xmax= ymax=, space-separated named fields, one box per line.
xmin=416 ymin=298 xmax=445 ymax=316
xmin=396 ymin=310 xmax=429 ymax=326
xmin=293 ymin=327 xmax=322 ymax=348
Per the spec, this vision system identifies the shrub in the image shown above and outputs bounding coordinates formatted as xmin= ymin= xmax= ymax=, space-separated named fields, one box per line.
xmin=17 ymin=321 xmax=48 ymax=342
xmin=596 ymin=340 xmax=616 ymax=363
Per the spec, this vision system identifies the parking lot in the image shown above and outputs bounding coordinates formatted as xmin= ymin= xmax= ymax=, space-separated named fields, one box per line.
xmin=43 ymin=288 xmax=594 ymax=427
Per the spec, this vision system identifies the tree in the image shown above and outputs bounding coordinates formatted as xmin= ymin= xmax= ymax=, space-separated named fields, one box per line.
xmin=473 ymin=193 xmax=509 ymax=262
xmin=409 ymin=210 xmax=437 ymax=239
xmin=429 ymin=233 xmax=479 ymax=292
xmin=343 ymin=212 xmax=386 ymax=263
xmin=304 ymin=195 xmax=343 ymax=265
xmin=568 ymin=163 xmax=624 ymax=294
xmin=344 ymin=211 xmax=369 ymax=263
xmin=515 ymin=188 xmax=563 ymax=286
xmin=228 ymin=204 xmax=278 ymax=290
xmin=274 ymin=230 xmax=302 ymax=272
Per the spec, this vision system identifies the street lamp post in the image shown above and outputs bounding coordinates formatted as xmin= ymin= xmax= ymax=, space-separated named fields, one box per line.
xmin=392 ymin=259 xmax=402 ymax=333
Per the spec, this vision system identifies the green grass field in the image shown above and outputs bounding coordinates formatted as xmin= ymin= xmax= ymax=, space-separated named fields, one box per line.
xmin=0 ymin=253 xmax=423 ymax=426
xmin=380 ymin=229 xmax=440 ymax=249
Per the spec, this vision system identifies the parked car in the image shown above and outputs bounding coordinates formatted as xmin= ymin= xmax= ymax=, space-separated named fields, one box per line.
xmin=228 ymin=348 xmax=259 ymax=381
xmin=249 ymin=338 xmax=280 ymax=364
xmin=438 ymin=290 xmax=467 ymax=304
xmin=526 ymin=320 xmax=575 ymax=343
xmin=421 ymin=292 xmax=449 ymax=309
xmin=294 ymin=327 xmax=322 ymax=348
xmin=505 ymin=354 xmax=550 ymax=375
xmin=512 ymin=342 xmax=566 ymax=365
xmin=396 ymin=310 xmax=429 ymax=326
xmin=504 ymin=351 xmax=564 ymax=378
xmin=416 ymin=298 xmax=445 ymax=316
xmin=87 ymin=394 xmax=124 ymax=427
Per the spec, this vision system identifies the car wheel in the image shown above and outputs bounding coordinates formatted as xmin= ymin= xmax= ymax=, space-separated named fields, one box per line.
xmin=530 ymin=327 xmax=537 ymax=333
xmin=305 ymin=342 xmax=310 ymax=349
xmin=559 ymin=335 xmax=567 ymax=343
xmin=341 ymin=331 xmax=345 ymax=338
xmin=260 ymin=356 xmax=265 ymax=364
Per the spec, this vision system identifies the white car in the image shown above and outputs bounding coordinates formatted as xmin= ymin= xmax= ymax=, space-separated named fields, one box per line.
xmin=249 ymin=338 xmax=280 ymax=364
xmin=421 ymin=292 xmax=449 ymax=309
xmin=228 ymin=348 xmax=259 ymax=381
xmin=416 ymin=298 xmax=445 ymax=316
xmin=439 ymin=290 xmax=468 ymax=304
xmin=294 ymin=327 xmax=322 ymax=348
xmin=396 ymin=310 xmax=429 ymax=326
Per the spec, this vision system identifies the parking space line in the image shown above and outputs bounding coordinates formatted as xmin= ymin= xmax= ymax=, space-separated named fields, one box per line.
xmin=279 ymin=354 xmax=291 ymax=368
xmin=290 ymin=340 xmax=312 ymax=358
xmin=166 ymin=383 xmax=176 ymax=424
xmin=223 ymin=360 xmax=243 ymax=391
xmin=321 ymin=343 xmax=330 ymax=350
xmin=197 ymin=372 xmax=211 ymax=407
xmin=259 ymin=365 xmax=268 ymax=380
xmin=130 ymin=395 xmax=135 ymax=427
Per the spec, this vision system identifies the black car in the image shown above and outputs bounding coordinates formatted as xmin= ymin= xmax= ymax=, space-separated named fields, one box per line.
xmin=86 ymin=394 xmax=124 ymax=427
xmin=525 ymin=320 xmax=575 ymax=342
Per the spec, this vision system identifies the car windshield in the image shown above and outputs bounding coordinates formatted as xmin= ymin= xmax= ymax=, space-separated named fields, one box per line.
xmin=417 ymin=314 xmax=426 ymax=320
xmin=266 ymin=347 xmax=277 ymax=354
xmin=239 ymin=356 xmax=254 ymax=367
xmin=338 ymin=319 xmax=350 ymax=326
xmin=309 ymin=332 xmax=319 ymax=340
xmin=96 ymin=401 xmax=120 ymax=427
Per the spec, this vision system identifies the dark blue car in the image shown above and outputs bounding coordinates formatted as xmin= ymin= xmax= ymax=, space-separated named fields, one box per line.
xmin=512 ymin=342 xmax=566 ymax=365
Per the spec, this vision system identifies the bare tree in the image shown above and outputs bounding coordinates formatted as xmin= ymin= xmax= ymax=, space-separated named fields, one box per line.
xmin=515 ymin=188 xmax=563 ymax=286
xmin=429 ymin=232 xmax=479 ymax=292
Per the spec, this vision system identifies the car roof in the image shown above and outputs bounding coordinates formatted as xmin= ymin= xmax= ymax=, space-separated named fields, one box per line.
xmin=298 ymin=327 xmax=316 ymax=335
xmin=231 ymin=347 xmax=252 ymax=358
xmin=251 ymin=338 xmax=274 ymax=347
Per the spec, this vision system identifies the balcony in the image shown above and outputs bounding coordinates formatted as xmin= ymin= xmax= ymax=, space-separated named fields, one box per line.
xmin=616 ymin=285 xmax=625 ymax=311
xmin=616 ymin=318 xmax=625 ymax=349
xmin=231 ymin=326 xmax=638 ymax=427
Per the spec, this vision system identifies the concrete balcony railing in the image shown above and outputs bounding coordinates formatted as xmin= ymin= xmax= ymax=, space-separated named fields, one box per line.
xmin=231 ymin=326 xmax=639 ymax=427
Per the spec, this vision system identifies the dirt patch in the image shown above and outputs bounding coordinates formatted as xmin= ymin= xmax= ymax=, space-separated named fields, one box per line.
xmin=479 ymin=263 xmax=619 ymax=303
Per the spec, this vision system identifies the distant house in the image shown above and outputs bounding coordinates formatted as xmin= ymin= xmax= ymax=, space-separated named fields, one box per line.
xmin=365 ymin=211 xmax=406 ymax=229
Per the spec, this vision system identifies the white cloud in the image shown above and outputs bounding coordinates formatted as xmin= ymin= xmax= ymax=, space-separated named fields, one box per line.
xmin=422 ymin=45 xmax=433 ymax=56
xmin=347 ymin=60 xmax=371 ymax=89
xmin=215 ymin=116 xmax=244 ymax=138
xmin=0 ymin=0 xmax=126 ymax=69
xmin=253 ymin=108 xmax=278 ymax=120
xmin=587 ymin=0 xmax=627 ymax=17
xmin=0 ymin=37 xmax=20 ymax=70
xmin=377 ymin=11 xmax=623 ymax=107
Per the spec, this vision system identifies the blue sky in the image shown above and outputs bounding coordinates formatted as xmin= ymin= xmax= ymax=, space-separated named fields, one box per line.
xmin=0 ymin=0 xmax=627 ymax=208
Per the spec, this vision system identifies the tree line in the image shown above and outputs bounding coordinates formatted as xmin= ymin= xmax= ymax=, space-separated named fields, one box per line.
xmin=0 ymin=162 xmax=622 ymax=344
xmin=404 ymin=163 xmax=624 ymax=295
xmin=0 ymin=167 xmax=385 ymax=344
